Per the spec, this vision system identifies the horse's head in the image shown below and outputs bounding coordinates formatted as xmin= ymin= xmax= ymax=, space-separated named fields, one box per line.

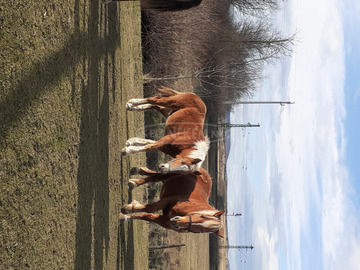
xmin=158 ymin=157 xmax=202 ymax=174
xmin=170 ymin=210 xmax=225 ymax=237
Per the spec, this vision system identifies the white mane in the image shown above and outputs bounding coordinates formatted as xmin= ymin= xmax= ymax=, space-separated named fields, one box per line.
xmin=188 ymin=137 xmax=210 ymax=170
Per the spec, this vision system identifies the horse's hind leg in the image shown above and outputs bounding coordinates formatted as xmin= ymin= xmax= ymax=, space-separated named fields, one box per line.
xmin=126 ymin=103 xmax=153 ymax=111
xmin=146 ymin=94 xmax=194 ymax=110
xmin=126 ymin=102 xmax=171 ymax=117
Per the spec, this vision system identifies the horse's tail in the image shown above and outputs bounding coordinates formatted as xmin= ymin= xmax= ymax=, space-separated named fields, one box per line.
xmin=157 ymin=87 xmax=181 ymax=97
xmin=142 ymin=0 xmax=202 ymax=11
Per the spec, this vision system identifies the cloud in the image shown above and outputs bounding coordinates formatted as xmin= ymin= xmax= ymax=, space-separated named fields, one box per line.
xmin=227 ymin=0 xmax=360 ymax=269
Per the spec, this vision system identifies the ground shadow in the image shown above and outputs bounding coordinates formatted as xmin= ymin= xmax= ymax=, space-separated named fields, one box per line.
xmin=1 ymin=0 xmax=137 ymax=268
xmin=74 ymin=0 xmax=120 ymax=269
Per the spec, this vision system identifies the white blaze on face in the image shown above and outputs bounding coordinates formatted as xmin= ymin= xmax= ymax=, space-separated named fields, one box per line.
xmin=158 ymin=162 xmax=189 ymax=173
xmin=191 ymin=210 xmax=221 ymax=231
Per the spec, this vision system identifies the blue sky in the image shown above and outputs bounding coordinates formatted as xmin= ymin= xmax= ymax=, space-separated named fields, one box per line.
xmin=226 ymin=0 xmax=360 ymax=269
xmin=344 ymin=7 xmax=360 ymax=206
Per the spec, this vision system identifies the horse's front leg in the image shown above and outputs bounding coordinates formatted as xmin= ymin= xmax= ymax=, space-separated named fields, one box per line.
xmin=122 ymin=198 xmax=174 ymax=214
xmin=121 ymin=144 xmax=149 ymax=155
xmin=130 ymin=166 xmax=158 ymax=176
xmin=128 ymin=173 xmax=169 ymax=190
xmin=120 ymin=213 xmax=171 ymax=230
xmin=121 ymin=200 xmax=145 ymax=213
xmin=129 ymin=167 xmax=160 ymax=190
xmin=125 ymin=137 xmax=155 ymax=147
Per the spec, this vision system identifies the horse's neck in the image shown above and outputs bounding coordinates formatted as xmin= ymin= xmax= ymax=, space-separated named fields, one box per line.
xmin=187 ymin=174 xmax=211 ymax=201
xmin=171 ymin=198 xmax=215 ymax=217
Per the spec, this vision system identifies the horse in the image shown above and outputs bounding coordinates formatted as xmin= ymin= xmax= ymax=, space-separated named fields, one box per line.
xmin=120 ymin=166 xmax=225 ymax=237
xmin=102 ymin=0 xmax=202 ymax=11
xmin=122 ymin=87 xmax=209 ymax=174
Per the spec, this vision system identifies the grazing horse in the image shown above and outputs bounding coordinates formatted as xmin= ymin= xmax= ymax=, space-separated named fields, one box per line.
xmin=102 ymin=0 xmax=202 ymax=11
xmin=120 ymin=167 xmax=225 ymax=237
xmin=122 ymin=87 xmax=209 ymax=174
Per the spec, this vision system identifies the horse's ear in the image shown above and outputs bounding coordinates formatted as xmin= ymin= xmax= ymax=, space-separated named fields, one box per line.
xmin=191 ymin=158 xmax=202 ymax=165
xmin=214 ymin=210 xmax=225 ymax=217
xmin=213 ymin=229 xmax=224 ymax=238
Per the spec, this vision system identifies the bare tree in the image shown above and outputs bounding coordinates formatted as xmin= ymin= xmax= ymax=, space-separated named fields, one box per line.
xmin=145 ymin=18 xmax=294 ymax=111
xmin=142 ymin=0 xmax=294 ymax=115
xmin=230 ymin=0 xmax=284 ymax=16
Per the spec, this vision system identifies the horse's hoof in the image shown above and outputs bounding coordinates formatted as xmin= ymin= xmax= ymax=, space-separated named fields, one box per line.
xmin=130 ymin=167 xmax=140 ymax=175
xmin=119 ymin=213 xmax=130 ymax=222
xmin=121 ymin=205 xmax=130 ymax=214
xmin=121 ymin=147 xmax=128 ymax=156
xmin=126 ymin=103 xmax=133 ymax=111
xmin=128 ymin=180 xmax=136 ymax=190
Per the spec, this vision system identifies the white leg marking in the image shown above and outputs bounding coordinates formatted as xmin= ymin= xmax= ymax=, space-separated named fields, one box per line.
xmin=128 ymin=98 xmax=147 ymax=105
xmin=126 ymin=137 xmax=155 ymax=146
xmin=119 ymin=213 xmax=131 ymax=222
xmin=126 ymin=102 xmax=152 ymax=111
xmin=132 ymin=104 xmax=153 ymax=111
xmin=121 ymin=145 xmax=146 ymax=155
xmin=122 ymin=200 xmax=143 ymax=213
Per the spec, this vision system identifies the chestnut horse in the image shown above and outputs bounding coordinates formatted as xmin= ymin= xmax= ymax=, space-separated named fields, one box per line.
xmin=122 ymin=87 xmax=209 ymax=174
xmin=102 ymin=0 xmax=202 ymax=11
xmin=120 ymin=166 xmax=224 ymax=236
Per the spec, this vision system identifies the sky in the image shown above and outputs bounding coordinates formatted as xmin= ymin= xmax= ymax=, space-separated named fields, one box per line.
xmin=226 ymin=0 xmax=360 ymax=269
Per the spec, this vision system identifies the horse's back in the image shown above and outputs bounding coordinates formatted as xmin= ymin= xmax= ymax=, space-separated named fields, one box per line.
xmin=179 ymin=93 xmax=206 ymax=114
xmin=165 ymin=108 xmax=205 ymax=135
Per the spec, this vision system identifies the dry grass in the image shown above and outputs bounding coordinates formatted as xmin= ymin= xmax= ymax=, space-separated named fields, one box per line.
xmin=0 ymin=1 xmax=147 ymax=269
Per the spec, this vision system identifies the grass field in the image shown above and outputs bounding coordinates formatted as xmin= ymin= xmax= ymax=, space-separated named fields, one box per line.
xmin=1 ymin=1 xmax=148 ymax=269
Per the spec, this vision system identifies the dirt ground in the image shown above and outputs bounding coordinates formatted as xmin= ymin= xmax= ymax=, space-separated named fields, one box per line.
xmin=1 ymin=1 xmax=148 ymax=269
